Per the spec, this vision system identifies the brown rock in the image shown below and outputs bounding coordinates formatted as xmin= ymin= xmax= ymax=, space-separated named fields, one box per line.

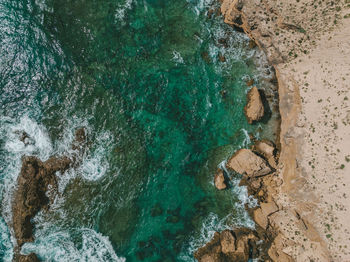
xmin=268 ymin=234 xmax=294 ymax=262
xmin=194 ymin=232 xmax=223 ymax=262
xmin=234 ymin=237 xmax=249 ymax=261
xmin=253 ymin=140 xmax=277 ymax=168
xmin=201 ymin=52 xmax=211 ymax=64
xmin=260 ymin=201 xmax=279 ymax=217
xmin=218 ymin=38 xmax=228 ymax=48
xmin=214 ymin=169 xmax=227 ymax=190
xmin=226 ymin=149 xmax=271 ymax=178
xmin=248 ymin=39 xmax=257 ymax=49
xmin=254 ymin=208 xmax=268 ymax=230
xmin=244 ymin=86 xmax=264 ymax=124
xmin=218 ymin=53 xmax=226 ymax=62
xmin=194 ymin=228 xmax=262 ymax=262
xmin=18 ymin=253 xmax=40 ymax=262
xmin=246 ymin=79 xmax=254 ymax=86
xmin=12 ymin=155 xmax=72 ymax=247
xmin=220 ymin=230 xmax=235 ymax=254
xmin=11 ymin=128 xmax=87 ymax=260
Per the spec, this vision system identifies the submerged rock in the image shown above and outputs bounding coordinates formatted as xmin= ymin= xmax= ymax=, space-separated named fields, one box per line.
xmin=226 ymin=149 xmax=271 ymax=178
xmin=214 ymin=169 xmax=227 ymax=190
xmin=244 ymin=86 xmax=264 ymax=124
xmin=151 ymin=203 xmax=163 ymax=217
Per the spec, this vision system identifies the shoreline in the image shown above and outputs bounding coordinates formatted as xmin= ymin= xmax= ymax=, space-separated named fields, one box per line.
xmin=196 ymin=0 xmax=350 ymax=261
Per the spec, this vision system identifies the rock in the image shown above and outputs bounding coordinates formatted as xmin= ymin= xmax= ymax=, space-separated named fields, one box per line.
xmin=220 ymin=230 xmax=235 ymax=254
xmin=72 ymin=128 xmax=87 ymax=152
xmin=246 ymin=79 xmax=254 ymax=86
xmin=214 ymin=169 xmax=227 ymax=190
xmin=194 ymin=229 xmax=261 ymax=262
xmin=233 ymin=237 xmax=249 ymax=261
xmin=218 ymin=38 xmax=228 ymax=48
xmin=253 ymin=140 xmax=277 ymax=168
xmin=260 ymin=201 xmax=279 ymax=217
xmin=226 ymin=149 xmax=271 ymax=178
xmin=18 ymin=253 xmax=40 ymax=262
xmin=201 ymin=51 xmax=211 ymax=64
xmin=248 ymin=39 xmax=257 ymax=49
xmin=268 ymin=234 xmax=294 ymax=262
xmin=218 ymin=53 xmax=226 ymax=62
xmin=11 ymin=128 xmax=87 ymax=259
xmin=244 ymin=86 xmax=264 ymax=124
xmin=15 ymin=131 xmax=34 ymax=146
xmin=12 ymin=155 xmax=72 ymax=247
xmin=194 ymin=232 xmax=222 ymax=262
xmin=254 ymin=208 xmax=268 ymax=230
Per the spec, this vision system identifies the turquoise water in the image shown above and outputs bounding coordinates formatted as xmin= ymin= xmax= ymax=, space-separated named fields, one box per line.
xmin=0 ymin=0 xmax=275 ymax=261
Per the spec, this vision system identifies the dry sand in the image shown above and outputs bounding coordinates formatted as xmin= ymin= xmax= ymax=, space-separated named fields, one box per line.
xmin=278 ymin=16 xmax=350 ymax=261
xmin=221 ymin=0 xmax=350 ymax=260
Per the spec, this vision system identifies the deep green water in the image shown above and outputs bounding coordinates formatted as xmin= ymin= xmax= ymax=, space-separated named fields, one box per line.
xmin=0 ymin=0 xmax=276 ymax=261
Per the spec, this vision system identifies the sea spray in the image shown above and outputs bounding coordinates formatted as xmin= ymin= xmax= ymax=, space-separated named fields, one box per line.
xmin=0 ymin=217 xmax=13 ymax=262
xmin=21 ymin=228 xmax=126 ymax=262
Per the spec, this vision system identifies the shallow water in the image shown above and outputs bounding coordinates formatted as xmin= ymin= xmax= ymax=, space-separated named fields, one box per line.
xmin=0 ymin=0 xmax=276 ymax=261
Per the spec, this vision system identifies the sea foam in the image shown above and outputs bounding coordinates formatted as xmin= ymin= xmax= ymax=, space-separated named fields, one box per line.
xmin=21 ymin=228 xmax=125 ymax=262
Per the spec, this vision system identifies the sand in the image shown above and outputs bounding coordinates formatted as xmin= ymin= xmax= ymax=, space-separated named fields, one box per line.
xmin=221 ymin=0 xmax=350 ymax=260
xmin=279 ymin=16 xmax=350 ymax=261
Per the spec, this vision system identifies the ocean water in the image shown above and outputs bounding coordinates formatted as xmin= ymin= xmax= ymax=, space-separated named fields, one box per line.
xmin=0 ymin=0 xmax=276 ymax=261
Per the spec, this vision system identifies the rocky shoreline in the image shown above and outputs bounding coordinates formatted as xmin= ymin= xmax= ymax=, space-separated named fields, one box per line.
xmin=195 ymin=0 xmax=348 ymax=260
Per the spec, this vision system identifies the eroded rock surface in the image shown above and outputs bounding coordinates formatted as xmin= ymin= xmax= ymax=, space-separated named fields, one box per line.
xmin=253 ymin=140 xmax=277 ymax=169
xmin=194 ymin=229 xmax=260 ymax=262
xmin=214 ymin=169 xmax=227 ymax=190
xmin=244 ymin=86 xmax=264 ymax=124
xmin=226 ymin=149 xmax=271 ymax=178
xmin=12 ymin=128 xmax=86 ymax=262
xmin=18 ymin=253 xmax=40 ymax=262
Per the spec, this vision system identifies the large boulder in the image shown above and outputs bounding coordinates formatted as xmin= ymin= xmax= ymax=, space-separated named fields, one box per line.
xmin=214 ymin=169 xmax=227 ymax=190
xmin=253 ymin=140 xmax=277 ymax=169
xmin=226 ymin=149 xmax=271 ymax=178
xmin=244 ymin=86 xmax=264 ymax=124
xmin=194 ymin=229 xmax=259 ymax=262
xmin=220 ymin=230 xmax=236 ymax=254
xmin=18 ymin=253 xmax=40 ymax=262
xmin=194 ymin=232 xmax=223 ymax=262
xmin=12 ymin=155 xmax=72 ymax=247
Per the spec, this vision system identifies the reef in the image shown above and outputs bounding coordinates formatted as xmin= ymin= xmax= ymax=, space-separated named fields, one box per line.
xmin=12 ymin=128 xmax=86 ymax=262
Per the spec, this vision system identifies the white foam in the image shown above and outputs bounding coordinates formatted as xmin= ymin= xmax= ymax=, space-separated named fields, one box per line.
xmin=21 ymin=228 xmax=125 ymax=262
xmin=172 ymin=50 xmax=184 ymax=64
xmin=180 ymin=212 xmax=229 ymax=261
xmin=0 ymin=216 xmax=13 ymax=262
xmin=115 ymin=0 xmax=134 ymax=22
xmin=0 ymin=115 xmax=115 ymax=261
xmin=78 ymin=131 xmax=113 ymax=181
xmin=241 ymin=128 xmax=251 ymax=148
xmin=0 ymin=115 xmax=53 ymax=226
xmin=4 ymin=115 xmax=53 ymax=160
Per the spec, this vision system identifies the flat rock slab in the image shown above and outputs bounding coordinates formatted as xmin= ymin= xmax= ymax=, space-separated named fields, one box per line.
xmin=226 ymin=149 xmax=271 ymax=178
xmin=244 ymin=86 xmax=264 ymax=124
